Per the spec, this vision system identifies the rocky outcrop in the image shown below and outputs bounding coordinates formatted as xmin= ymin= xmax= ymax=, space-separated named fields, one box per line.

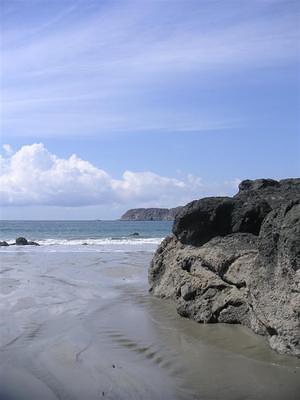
xmin=149 ymin=178 xmax=300 ymax=356
xmin=120 ymin=207 xmax=183 ymax=221
xmin=15 ymin=237 xmax=29 ymax=245
xmin=15 ymin=237 xmax=40 ymax=246
xmin=235 ymin=178 xmax=300 ymax=208
xmin=0 ymin=237 xmax=40 ymax=246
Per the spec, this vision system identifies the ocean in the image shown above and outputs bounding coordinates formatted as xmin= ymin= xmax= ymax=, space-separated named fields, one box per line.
xmin=0 ymin=220 xmax=300 ymax=400
xmin=0 ymin=220 xmax=172 ymax=252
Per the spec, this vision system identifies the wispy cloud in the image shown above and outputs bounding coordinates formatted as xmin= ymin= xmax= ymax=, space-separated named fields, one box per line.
xmin=1 ymin=0 xmax=299 ymax=137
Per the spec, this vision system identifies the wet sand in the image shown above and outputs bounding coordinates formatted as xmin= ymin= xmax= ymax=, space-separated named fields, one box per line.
xmin=0 ymin=251 xmax=299 ymax=400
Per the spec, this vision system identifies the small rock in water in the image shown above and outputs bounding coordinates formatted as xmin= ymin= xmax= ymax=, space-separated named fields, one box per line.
xmin=27 ymin=241 xmax=40 ymax=246
xmin=129 ymin=232 xmax=139 ymax=237
xmin=15 ymin=237 xmax=39 ymax=246
xmin=16 ymin=237 xmax=28 ymax=245
xmin=0 ymin=241 xmax=9 ymax=247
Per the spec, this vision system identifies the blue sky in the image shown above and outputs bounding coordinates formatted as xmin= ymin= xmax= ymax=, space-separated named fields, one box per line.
xmin=0 ymin=0 xmax=299 ymax=219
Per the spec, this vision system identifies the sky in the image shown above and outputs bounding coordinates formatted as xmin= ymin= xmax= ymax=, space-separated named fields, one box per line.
xmin=0 ymin=0 xmax=299 ymax=219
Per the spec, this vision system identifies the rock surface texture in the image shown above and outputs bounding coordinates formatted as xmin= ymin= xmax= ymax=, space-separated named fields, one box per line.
xmin=149 ymin=178 xmax=300 ymax=356
xmin=120 ymin=207 xmax=183 ymax=221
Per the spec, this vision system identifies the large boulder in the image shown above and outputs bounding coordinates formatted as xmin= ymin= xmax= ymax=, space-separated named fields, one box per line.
xmin=149 ymin=178 xmax=300 ymax=356
xmin=173 ymin=196 xmax=271 ymax=246
xmin=173 ymin=178 xmax=300 ymax=247
xmin=172 ymin=197 xmax=235 ymax=246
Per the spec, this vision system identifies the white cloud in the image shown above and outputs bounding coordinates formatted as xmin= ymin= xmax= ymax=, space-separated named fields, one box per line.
xmin=0 ymin=143 xmax=240 ymax=208
xmin=2 ymin=144 xmax=13 ymax=155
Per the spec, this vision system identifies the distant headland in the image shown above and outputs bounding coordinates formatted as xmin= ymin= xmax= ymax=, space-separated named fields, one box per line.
xmin=120 ymin=207 xmax=183 ymax=221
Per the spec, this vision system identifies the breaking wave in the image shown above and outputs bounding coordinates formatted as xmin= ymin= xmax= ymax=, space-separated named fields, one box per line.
xmin=38 ymin=237 xmax=163 ymax=246
xmin=0 ymin=237 xmax=164 ymax=253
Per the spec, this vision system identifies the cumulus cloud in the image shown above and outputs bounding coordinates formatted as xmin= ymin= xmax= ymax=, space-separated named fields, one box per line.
xmin=2 ymin=144 xmax=13 ymax=155
xmin=0 ymin=143 xmax=240 ymax=208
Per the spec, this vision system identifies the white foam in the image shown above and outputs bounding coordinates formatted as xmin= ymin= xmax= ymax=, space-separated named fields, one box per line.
xmin=38 ymin=237 xmax=163 ymax=246
xmin=0 ymin=237 xmax=164 ymax=253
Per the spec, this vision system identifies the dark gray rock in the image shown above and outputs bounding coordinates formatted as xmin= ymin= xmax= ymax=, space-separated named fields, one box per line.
xmin=235 ymin=178 xmax=300 ymax=209
xmin=0 ymin=241 xmax=9 ymax=247
xmin=248 ymin=200 xmax=300 ymax=355
xmin=15 ymin=237 xmax=39 ymax=246
xmin=27 ymin=241 xmax=40 ymax=246
xmin=16 ymin=237 xmax=28 ymax=245
xmin=231 ymin=200 xmax=272 ymax=235
xmin=172 ymin=197 xmax=235 ymax=246
xmin=238 ymin=178 xmax=280 ymax=192
xmin=173 ymin=196 xmax=271 ymax=246
xmin=149 ymin=178 xmax=300 ymax=356
xmin=173 ymin=178 xmax=300 ymax=247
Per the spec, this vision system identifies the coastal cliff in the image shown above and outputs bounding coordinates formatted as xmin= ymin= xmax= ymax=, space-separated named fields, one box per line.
xmin=120 ymin=207 xmax=182 ymax=221
xmin=149 ymin=178 xmax=300 ymax=356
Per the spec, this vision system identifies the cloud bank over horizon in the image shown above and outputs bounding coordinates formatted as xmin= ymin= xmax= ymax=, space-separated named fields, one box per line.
xmin=0 ymin=143 xmax=240 ymax=211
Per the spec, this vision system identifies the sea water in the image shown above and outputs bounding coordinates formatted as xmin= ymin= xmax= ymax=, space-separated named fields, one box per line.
xmin=0 ymin=220 xmax=172 ymax=252
xmin=0 ymin=221 xmax=300 ymax=400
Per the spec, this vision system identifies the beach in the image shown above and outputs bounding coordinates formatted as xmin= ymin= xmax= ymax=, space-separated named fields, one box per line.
xmin=0 ymin=221 xmax=300 ymax=400
xmin=2 ymin=0 xmax=299 ymax=397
